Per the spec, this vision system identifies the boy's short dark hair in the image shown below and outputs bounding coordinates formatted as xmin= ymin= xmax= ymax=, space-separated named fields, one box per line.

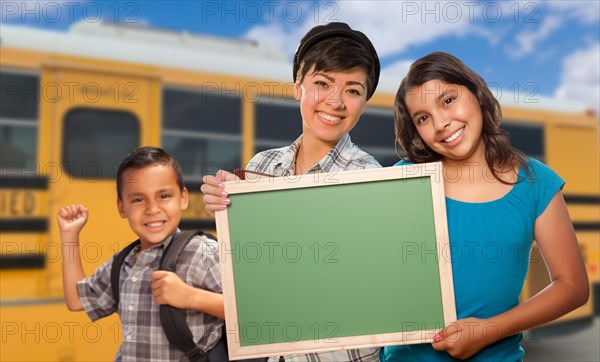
xmin=293 ymin=22 xmax=380 ymax=100
xmin=116 ymin=146 xmax=184 ymax=200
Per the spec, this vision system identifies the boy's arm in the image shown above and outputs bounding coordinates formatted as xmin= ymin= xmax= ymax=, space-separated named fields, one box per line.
xmin=151 ymin=271 xmax=225 ymax=319
xmin=57 ymin=204 xmax=89 ymax=311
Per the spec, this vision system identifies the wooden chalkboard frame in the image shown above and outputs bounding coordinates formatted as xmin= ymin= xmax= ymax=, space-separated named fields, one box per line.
xmin=215 ymin=163 xmax=456 ymax=360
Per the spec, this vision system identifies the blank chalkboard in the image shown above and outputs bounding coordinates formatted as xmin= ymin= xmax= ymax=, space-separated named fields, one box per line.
xmin=216 ymin=163 xmax=455 ymax=360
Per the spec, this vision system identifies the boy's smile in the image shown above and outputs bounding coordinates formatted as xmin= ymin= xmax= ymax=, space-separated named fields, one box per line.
xmin=117 ymin=164 xmax=189 ymax=250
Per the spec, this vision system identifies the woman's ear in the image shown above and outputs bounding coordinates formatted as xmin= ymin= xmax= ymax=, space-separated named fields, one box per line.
xmin=294 ymin=81 xmax=302 ymax=101
xmin=360 ymin=99 xmax=367 ymax=114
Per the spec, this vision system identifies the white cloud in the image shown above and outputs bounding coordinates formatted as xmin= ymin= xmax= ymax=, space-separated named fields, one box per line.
xmin=328 ymin=1 xmax=476 ymax=57
xmin=547 ymin=0 xmax=600 ymax=24
xmin=381 ymin=59 xmax=412 ymax=83
xmin=555 ymin=42 xmax=600 ymax=113
xmin=505 ymin=1 xmax=599 ymax=59
xmin=244 ymin=1 xmax=481 ymax=60
xmin=244 ymin=21 xmax=312 ymax=58
xmin=508 ymin=16 xmax=562 ymax=59
xmin=377 ymin=58 xmax=413 ymax=93
xmin=245 ymin=1 xmax=597 ymax=62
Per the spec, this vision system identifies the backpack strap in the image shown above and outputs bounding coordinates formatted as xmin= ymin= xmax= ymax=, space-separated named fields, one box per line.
xmin=159 ymin=230 xmax=216 ymax=362
xmin=110 ymin=240 xmax=141 ymax=305
xmin=110 ymin=231 xmax=220 ymax=362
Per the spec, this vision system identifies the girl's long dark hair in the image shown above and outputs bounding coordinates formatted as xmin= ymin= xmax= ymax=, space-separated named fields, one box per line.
xmin=394 ymin=52 xmax=529 ymax=183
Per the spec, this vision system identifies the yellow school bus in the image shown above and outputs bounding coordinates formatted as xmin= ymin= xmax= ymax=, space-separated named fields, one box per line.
xmin=1 ymin=22 xmax=598 ymax=361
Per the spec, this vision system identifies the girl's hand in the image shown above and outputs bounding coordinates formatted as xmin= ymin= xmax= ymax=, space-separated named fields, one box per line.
xmin=201 ymin=170 xmax=239 ymax=216
xmin=57 ymin=204 xmax=88 ymax=236
xmin=432 ymin=317 xmax=496 ymax=360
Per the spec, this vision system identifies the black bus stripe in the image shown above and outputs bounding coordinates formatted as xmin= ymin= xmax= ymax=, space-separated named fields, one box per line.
xmin=564 ymin=194 xmax=600 ymax=205
xmin=1 ymin=175 xmax=48 ymax=189
xmin=573 ymin=222 xmax=600 ymax=232
xmin=0 ymin=218 xmax=48 ymax=232
xmin=0 ymin=253 xmax=45 ymax=269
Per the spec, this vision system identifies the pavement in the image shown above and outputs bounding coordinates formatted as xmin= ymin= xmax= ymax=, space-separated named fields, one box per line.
xmin=522 ymin=316 xmax=600 ymax=362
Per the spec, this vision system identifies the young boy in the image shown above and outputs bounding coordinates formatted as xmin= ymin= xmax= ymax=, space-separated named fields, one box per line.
xmin=58 ymin=146 xmax=224 ymax=361
xmin=201 ymin=22 xmax=381 ymax=362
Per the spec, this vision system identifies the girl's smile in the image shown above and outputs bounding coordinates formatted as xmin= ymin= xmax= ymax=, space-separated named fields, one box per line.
xmin=406 ymin=80 xmax=484 ymax=164
xmin=441 ymin=126 xmax=465 ymax=144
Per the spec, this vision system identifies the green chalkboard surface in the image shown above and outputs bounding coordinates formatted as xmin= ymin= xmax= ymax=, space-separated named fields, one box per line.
xmin=216 ymin=164 xmax=455 ymax=360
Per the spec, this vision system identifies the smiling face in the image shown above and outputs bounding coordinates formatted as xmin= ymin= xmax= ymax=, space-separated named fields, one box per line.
xmin=117 ymin=164 xmax=188 ymax=250
xmin=405 ymin=80 xmax=486 ymax=164
xmin=295 ymin=66 xmax=368 ymax=148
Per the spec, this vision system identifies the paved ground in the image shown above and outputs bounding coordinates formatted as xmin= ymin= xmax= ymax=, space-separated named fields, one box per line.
xmin=522 ymin=316 xmax=600 ymax=362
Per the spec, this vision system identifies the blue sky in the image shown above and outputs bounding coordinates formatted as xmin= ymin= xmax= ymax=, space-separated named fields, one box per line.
xmin=2 ymin=0 xmax=599 ymax=111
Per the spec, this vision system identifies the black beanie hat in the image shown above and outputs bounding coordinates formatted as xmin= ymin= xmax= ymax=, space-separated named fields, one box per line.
xmin=292 ymin=22 xmax=381 ymax=100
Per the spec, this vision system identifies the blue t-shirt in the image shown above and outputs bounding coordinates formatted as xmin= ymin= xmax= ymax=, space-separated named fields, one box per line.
xmin=382 ymin=158 xmax=564 ymax=362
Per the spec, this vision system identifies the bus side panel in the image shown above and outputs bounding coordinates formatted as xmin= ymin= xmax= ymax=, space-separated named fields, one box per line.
xmin=521 ymin=113 xmax=600 ymax=321
xmin=547 ymin=115 xmax=600 ymax=286
xmin=1 ymin=305 xmax=120 ymax=361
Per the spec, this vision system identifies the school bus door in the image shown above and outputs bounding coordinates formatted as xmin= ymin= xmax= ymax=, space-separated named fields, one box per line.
xmin=3 ymin=57 xmax=159 ymax=361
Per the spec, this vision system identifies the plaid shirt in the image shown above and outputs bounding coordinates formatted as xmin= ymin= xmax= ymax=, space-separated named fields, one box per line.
xmin=248 ymin=134 xmax=381 ymax=362
xmin=247 ymin=134 xmax=381 ymax=177
xmin=77 ymin=233 xmax=223 ymax=362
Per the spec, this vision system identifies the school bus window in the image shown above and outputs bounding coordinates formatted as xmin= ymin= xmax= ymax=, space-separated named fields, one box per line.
xmin=350 ymin=108 xmax=398 ymax=167
xmin=502 ymin=121 xmax=545 ymax=160
xmin=62 ymin=108 xmax=140 ymax=180
xmin=1 ymin=121 xmax=38 ymax=172
xmin=254 ymin=98 xmax=302 ymax=153
xmin=162 ymin=87 xmax=242 ymax=180
xmin=163 ymin=87 xmax=241 ymax=134
xmin=0 ymin=71 xmax=39 ymax=173
xmin=163 ymin=134 xmax=241 ymax=181
xmin=0 ymin=71 xmax=39 ymax=120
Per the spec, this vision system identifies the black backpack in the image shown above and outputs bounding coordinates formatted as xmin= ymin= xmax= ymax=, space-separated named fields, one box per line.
xmin=110 ymin=230 xmax=238 ymax=362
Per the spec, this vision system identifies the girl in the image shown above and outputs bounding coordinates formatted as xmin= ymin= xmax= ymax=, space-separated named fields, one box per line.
xmin=383 ymin=52 xmax=589 ymax=361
